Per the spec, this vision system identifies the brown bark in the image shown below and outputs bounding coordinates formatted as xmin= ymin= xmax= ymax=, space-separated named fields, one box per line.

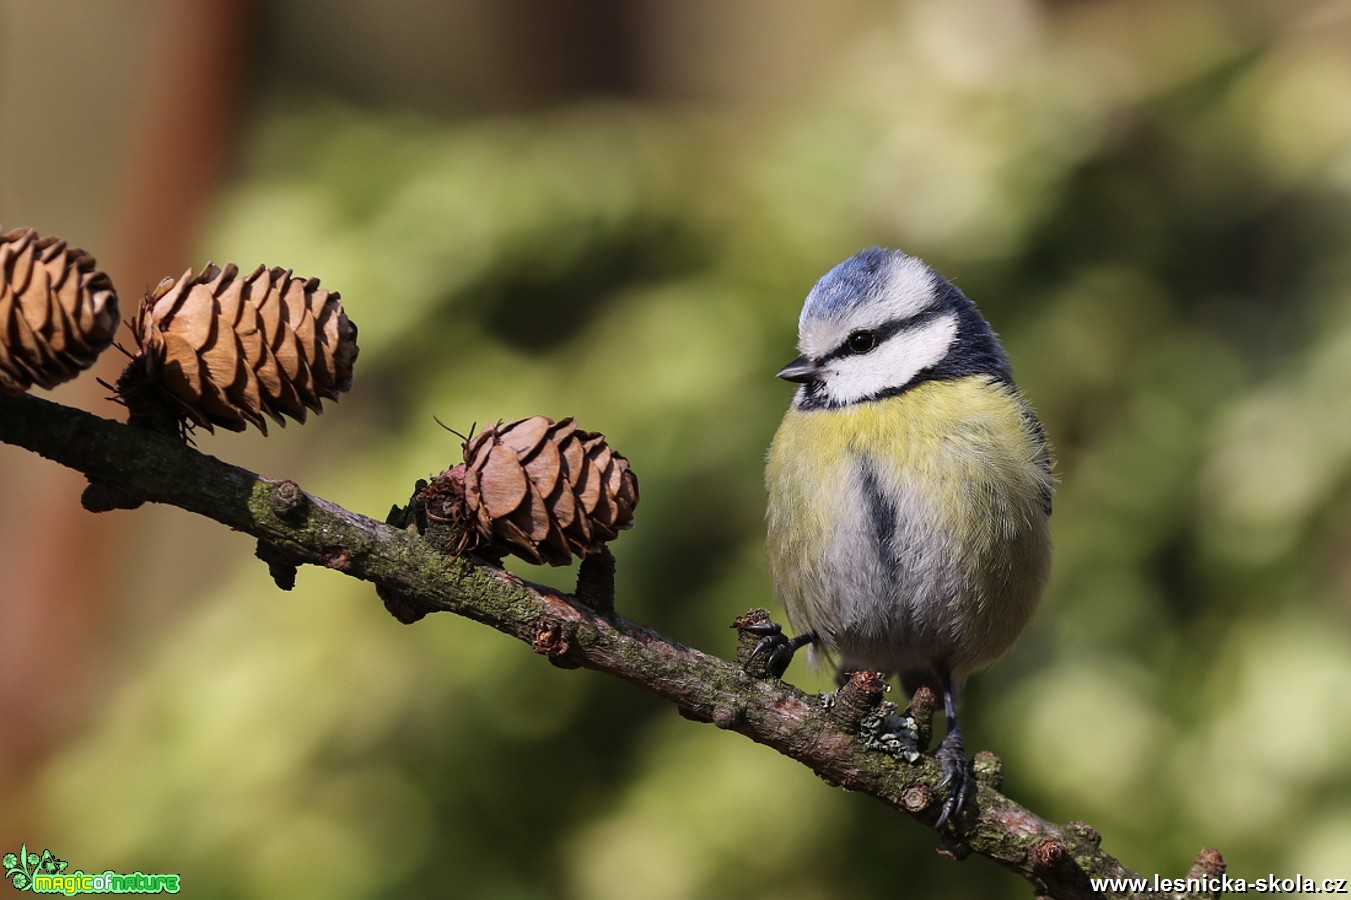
xmin=0 ymin=391 xmax=1224 ymax=900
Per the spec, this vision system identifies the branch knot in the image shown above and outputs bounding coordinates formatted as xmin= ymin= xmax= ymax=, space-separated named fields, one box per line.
xmin=533 ymin=618 xmax=579 ymax=668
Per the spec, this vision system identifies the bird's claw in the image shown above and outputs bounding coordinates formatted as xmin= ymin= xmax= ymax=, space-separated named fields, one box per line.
xmin=742 ymin=622 xmax=804 ymax=679
xmin=745 ymin=623 xmax=796 ymax=679
xmin=934 ymin=730 xmax=975 ymax=829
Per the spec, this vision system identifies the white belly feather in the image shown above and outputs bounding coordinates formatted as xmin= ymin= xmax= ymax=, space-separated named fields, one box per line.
xmin=765 ymin=377 xmax=1051 ymax=679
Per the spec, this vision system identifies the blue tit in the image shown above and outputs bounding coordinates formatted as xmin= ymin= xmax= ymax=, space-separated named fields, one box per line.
xmin=756 ymin=247 xmax=1053 ymax=826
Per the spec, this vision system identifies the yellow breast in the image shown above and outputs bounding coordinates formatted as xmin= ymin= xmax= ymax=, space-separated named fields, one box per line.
xmin=764 ymin=376 xmax=1052 ymax=676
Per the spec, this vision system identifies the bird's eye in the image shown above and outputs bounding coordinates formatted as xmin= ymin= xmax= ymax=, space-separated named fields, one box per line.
xmin=846 ymin=330 xmax=878 ymax=354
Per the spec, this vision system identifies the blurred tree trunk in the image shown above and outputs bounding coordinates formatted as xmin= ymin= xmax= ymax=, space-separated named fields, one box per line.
xmin=0 ymin=0 xmax=251 ymax=847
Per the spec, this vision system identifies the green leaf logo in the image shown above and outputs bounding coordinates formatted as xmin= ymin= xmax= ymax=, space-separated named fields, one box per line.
xmin=3 ymin=845 xmax=67 ymax=893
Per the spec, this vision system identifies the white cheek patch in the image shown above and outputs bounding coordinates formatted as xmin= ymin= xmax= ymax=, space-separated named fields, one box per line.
xmin=820 ymin=313 xmax=958 ymax=405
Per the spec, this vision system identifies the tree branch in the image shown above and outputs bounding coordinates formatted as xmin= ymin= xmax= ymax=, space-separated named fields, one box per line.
xmin=0 ymin=392 xmax=1223 ymax=900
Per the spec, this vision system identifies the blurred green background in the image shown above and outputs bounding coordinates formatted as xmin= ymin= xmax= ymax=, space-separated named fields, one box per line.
xmin=3 ymin=1 xmax=1351 ymax=897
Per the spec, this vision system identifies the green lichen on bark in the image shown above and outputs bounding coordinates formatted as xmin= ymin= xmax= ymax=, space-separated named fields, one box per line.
xmin=0 ymin=390 xmax=1216 ymax=900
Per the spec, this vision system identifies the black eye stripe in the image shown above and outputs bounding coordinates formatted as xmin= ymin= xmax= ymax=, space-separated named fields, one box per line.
xmin=820 ymin=306 xmax=947 ymax=364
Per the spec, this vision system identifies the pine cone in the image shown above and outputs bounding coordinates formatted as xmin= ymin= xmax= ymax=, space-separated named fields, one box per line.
xmin=0 ymin=227 xmax=119 ymax=395
xmin=127 ymin=263 xmax=358 ymax=432
xmin=422 ymin=416 xmax=639 ymax=566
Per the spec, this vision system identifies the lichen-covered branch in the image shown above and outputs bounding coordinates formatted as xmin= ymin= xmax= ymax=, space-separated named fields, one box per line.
xmin=0 ymin=392 xmax=1223 ymax=900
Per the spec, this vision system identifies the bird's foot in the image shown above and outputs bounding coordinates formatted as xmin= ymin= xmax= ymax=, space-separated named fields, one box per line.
xmin=742 ymin=622 xmax=814 ymax=679
xmin=935 ymin=728 xmax=975 ymax=829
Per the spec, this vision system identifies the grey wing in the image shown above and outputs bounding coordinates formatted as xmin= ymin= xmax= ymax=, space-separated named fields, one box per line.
xmin=1020 ymin=404 xmax=1055 ymax=517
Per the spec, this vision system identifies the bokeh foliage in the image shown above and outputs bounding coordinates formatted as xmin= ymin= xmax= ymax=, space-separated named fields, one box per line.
xmin=39 ymin=2 xmax=1351 ymax=897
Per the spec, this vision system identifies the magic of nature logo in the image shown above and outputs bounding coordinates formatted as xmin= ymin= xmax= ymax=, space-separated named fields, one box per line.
xmin=3 ymin=845 xmax=180 ymax=895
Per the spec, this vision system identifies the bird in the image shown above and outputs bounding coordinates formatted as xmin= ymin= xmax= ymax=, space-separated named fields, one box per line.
xmin=754 ymin=247 xmax=1053 ymax=827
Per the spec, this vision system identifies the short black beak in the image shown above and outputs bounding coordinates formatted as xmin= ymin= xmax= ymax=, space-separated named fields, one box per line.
xmin=776 ymin=355 xmax=818 ymax=383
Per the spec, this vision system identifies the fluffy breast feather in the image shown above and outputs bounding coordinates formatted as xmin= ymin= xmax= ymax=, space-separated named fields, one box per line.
xmin=765 ymin=376 xmax=1052 ymax=677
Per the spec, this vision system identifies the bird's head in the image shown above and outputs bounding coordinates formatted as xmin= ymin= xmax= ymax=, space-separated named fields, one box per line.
xmin=781 ymin=247 xmax=1012 ymax=409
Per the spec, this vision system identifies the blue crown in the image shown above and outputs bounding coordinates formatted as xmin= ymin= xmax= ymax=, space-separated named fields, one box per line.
xmin=801 ymin=247 xmax=901 ymax=322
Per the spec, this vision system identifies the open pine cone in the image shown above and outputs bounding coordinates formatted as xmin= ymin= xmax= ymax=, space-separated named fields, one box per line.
xmin=0 ymin=227 xmax=119 ymax=395
xmin=421 ymin=416 xmax=639 ymax=566
xmin=126 ymin=263 xmax=358 ymax=433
